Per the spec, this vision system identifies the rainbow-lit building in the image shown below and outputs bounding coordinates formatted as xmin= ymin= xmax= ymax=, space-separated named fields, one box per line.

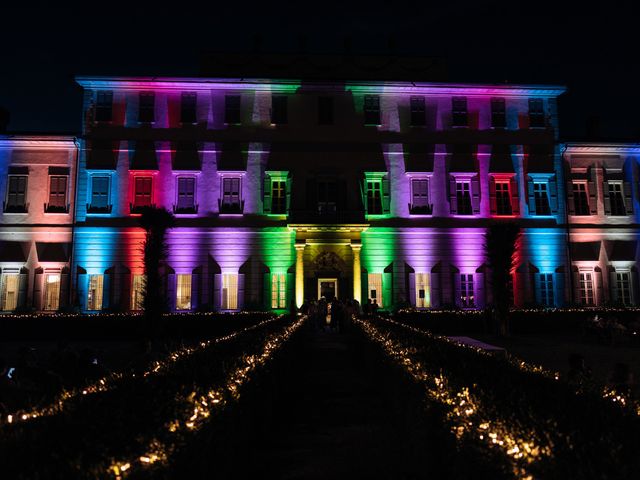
xmin=1 ymin=74 xmax=637 ymax=313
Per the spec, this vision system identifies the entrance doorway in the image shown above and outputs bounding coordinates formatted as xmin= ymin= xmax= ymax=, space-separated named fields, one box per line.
xmin=317 ymin=278 xmax=338 ymax=301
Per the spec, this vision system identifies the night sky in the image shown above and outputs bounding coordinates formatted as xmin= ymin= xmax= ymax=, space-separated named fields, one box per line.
xmin=1 ymin=1 xmax=638 ymax=140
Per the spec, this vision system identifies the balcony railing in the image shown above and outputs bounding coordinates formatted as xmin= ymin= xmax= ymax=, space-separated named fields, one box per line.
xmin=130 ymin=203 xmax=156 ymax=214
xmin=218 ymin=199 xmax=244 ymax=214
xmin=288 ymin=209 xmax=366 ymax=224
xmin=173 ymin=204 xmax=199 ymax=215
xmin=87 ymin=203 xmax=113 ymax=214
xmin=408 ymin=203 xmax=433 ymax=215
xmin=44 ymin=203 xmax=70 ymax=214
xmin=3 ymin=201 xmax=29 ymax=213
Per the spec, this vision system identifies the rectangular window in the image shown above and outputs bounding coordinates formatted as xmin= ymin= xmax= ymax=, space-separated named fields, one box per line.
xmin=366 ymin=180 xmax=383 ymax=215
xmin=87 ymin=274 xmax=104 ymax=311
xmin=411 ymin=178 xmax=430 ymax=213
xmin=318 ymin=96 xmax=334 ymax=125
xmin=495 ymin=181 xmax=512 ymax=215
xmin=134 ymin=177 xmax=153 ymax=207
xmin=180 ymin=92 xmax=197 ymax=124
xmin=95 ymin=91 xmax=113 ymax=122
xmin=131 ymin=274 xmax=145 ymax=311
xmin=176 ymin=274 xmax=192 ymax=310
xmin=410 ymin=96 xmax=426 ymax=126
xmin=491 ymin=98 xmax=506 ymax=128
xmin=138 ymin=92 xmax=155 ymax=123
xmin=225 ymin=95 xmax=241 ymax=124
xmin=317 ymin=179 xmax=337 ymax=215
xmin=364 ymin=95 xmax=380 ymax=125
xmin=47 ymin=176 xmax=67 ymax=211
xmin=528 ymin=98 xmax=545 ymax=128
xmin=415 ymin=272 xmax=431 ymax=308
xmin=222 ymin=177 xmax=241 ymax=210
xmin=44 ymin=273 xmax=61 ymax=311
xmin=368 ymin=273 xmax=383 ymax=308
xmin=90 ymin=176 xmax=110 ymax=211
xmin=608 ymin=182 xmax=626 ymax=216
xmin=271 ymin=95 xmax=288 ymax=124
xmin=452 ymin=96 xmax=468 ymax=127
xmin=271 ymin=273 xmax=287 ymax=309
xmin=6 ymin=175 xmax=27 ymax=211
xmin=271 ymin=180 xmax=286 ymax=214
xmin=539 ymin=273 xmax=554 ymax=306
xmin=534 ymin=182 xmax=551 ymax=215
xmin=222 ymin=273 xmax=238 ymax=310
xmin=1 ymin=273 xmax=20 ymax=311
xmin=572 ymin=182 xmax=590 ymax=215
xmin=579 ymin=271 xmax=594 ymax=306
xmin=460 ymin=274 xmax=474 ymax=308
xmin=176 ymin=177 xmax=196 ymax=212
xmin=456 ymin=181 xmax=472 ymax=215
xmin=616 ymin=272 xmax=632 ymax=305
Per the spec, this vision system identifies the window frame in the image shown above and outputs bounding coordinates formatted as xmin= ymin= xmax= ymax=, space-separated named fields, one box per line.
xmin=495 ymin=179 xmax=512 ymax=216
xmin=222 ymin=273 xmax=239 ymax=310
xmin=271 ymin=179 xmax=287 ymax=214
xmin=176 ymin=273 xmax=192 ymax=311
xmin=132 ymin=175 xmax=153 ymax=209
xmin=1 ymin=272 xmax=20 ymax=311
xmin=175 ymin=176 xmax=197 ymax=213
xmin=363 ymin=95 xmax=381 ymax=126
xmin=5 ymin=174 xmax=28 ymax=212
xmin=87 ymin=274 xmax=104 ymax=311
xmin=224 ymin=95 xmax=241 ymax=125
xmin=490 ymin=97 xmax=506 ymax=128
xmin=572 ymin=181 xmax=590 ymax=216
xmin=131 ymin=274 xmax=145 ymax=311
xmin=528 ymin=98 xmax=545 ymax=128
xmin=539 ymin=273 xmax=554 ymax=306
xmin=533 ymin=181 xmax=551 ymax=215
xmin=615 ymin=271 xmax=632 ymax=306
xmin=46 ymin=175 xmax=69 ymax=213
xmin=607 ymin=181 xmax=626 ymax=216
xmin=138 ymin=91 xmax=156 ymax=124
xmin=410 ymin=177 xmax=431 ymax=214
xmin=578 ymin=270 xmax=595 ymax=306
xmin=271 ymin=273 xmax=287 ymax=309
xmin=456 ymin=179 xmax=473 ymax=215
xmin=180 ymin=92 xmax=197 ymax=124
xmin=451 ymin=96 xmax=468 ymax=128
xmin=415 ymin=272 xmax=431 ymax=308
xmin=88 ymin=175 xmax=111 ymax=213
xmin=460 ymin=273 xmax=475 ymax=308
xmin=409 ymin=96 xmax=426 ymax=127
xmin=95 ymin=90 xmax=113 ymax=122
xmin=367 ymin=273 xmax=383 ymax=308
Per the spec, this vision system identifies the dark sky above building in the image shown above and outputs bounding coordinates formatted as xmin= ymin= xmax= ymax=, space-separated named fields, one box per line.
xmin=1 ymin=1 xmax=638 ymax=140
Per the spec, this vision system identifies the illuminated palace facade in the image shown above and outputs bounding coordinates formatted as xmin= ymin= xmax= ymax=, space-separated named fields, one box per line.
xmin=1 ymin=75 xmax=639 ymax=312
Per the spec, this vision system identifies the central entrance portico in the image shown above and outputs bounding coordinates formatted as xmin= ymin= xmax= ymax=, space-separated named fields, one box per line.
xmin=318 ymin=278 xmax=338 ymax=300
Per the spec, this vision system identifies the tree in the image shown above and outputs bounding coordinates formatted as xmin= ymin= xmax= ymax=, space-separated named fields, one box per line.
xmin=138 ymin=206 xmax=175 ymax=333
xmin=485 ymin=223 xmax=520 ymax=336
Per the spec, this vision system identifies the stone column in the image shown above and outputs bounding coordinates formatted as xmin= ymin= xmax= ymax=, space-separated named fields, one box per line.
xmin=351 ymin=242 xmax=362 ymax=304
xmin=295 ymin=242 xmax=306 ymax=308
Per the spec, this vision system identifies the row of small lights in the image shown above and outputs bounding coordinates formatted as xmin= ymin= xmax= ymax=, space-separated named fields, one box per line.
xmin=109 ymin=315 xmax=308 ymax=478
xmin=1 ymin=315 xmax=281 ymax=426
xmin=396 ymin=307 xmax=640 ymax=314
xmin=354 ymin=316 xmax=552 ymax=480
xmin=0 ymin=310 xmax=273 ymax=319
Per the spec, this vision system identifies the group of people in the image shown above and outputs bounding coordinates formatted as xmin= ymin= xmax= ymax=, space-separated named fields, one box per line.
xmin=300 ymin=297 xmax=364 ymax=333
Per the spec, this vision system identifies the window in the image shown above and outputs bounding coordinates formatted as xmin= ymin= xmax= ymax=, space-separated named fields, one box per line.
xmin=89 ymin=176 xmax=110 ymax=212
xmin=616 ymin=272 xmax=632 ymax=305
xmin=452 ymin=97 xmax=468 ymax=127
xmin=579 ymin=271 xmax=594 ymax=306
xmin=95 ymin=91 xmax=113 ymax=122
xmin=44 ymin=273 xmax=60 ymax=311
xmin=608 ymin=182 xmax=626 ymax=216
xmin=176 ymin=274 xmax=192 ymax=310
xmin=528 ymin=98 xmax=545 ymax=128
xmin=368 ymin=273 xmax=383 ymax=307
xmin=539 ymin=273 xmax=554 ymax=306
xmin=222 ymin=273 xmax=238 ymax=309
xmin=176 ymin=177 xmax=196 ymax=213
xmin=133 ymin=177 xmax=153 ymax=208
xmin=271 ymin=95 xmax=288 ymax=124
xmin=131 ymin=274 xmax=145 ymax=310
xmin=410 ymin=96 xmax=426 ymax=126
xmin=138 ymin=92 xmax=155 ymax=123
xmin=573 ymin=182 xmax=590 ymax=216
xmin=460 ymin=274 xmax=474 ymax=307
xmin=456 ymin=181 xmax=472 ymax=215
xmin=364 ymin=95 xmax=380 ymax=125
xmin=221 ymin=177 xmax=241 ymax=212
xmin=495 ymin=181 xmax=512 ymax=215
xmin=318 ymin=96 xmax=333 ymax=125
xmin=271 ymin=273 xmax=286 ymax=309
xmin=5 ymin=175 xmax=27 ymax=212
xmin=271 ymin=180 xmax=286 ymax=214
xmin=180 ymin=92 xmax=197 ymax=124
xmin=317 ymin=179 xmax=337 ymax=215
xmin=47 ymin=176 xmax=67 ymax=212
xmin=366 ymin=180 xmax=383 ymax=215
xmin=491 ymin=98 xmax=506 ymax=128
xmin=225 ymin=95 xmax=241 ymax=124
xmin=534 ymin=182 xmax=551 ymax=215
xmin=411 ymin=178 xmax=430 ymax=214
xmin=415 ymin=273 xmax=430 ymax=308
xmin=1 ymin=273 xmax=19 ymax=311
xmin=87 ymin=274 xmax=104 ymax=311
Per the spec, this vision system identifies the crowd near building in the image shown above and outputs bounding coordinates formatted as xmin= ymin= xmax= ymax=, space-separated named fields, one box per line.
xmin=1 ymin=63 xmax=639 ymax=313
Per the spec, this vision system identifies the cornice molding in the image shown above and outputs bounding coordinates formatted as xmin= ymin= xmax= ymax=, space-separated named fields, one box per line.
xmin=563 ymin=143 xmax=640 ymax=154
xmin=0 ymin=135 xmax=77 ymax=150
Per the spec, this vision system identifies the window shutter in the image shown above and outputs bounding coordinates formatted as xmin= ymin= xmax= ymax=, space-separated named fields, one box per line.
xmin=213 ymin=274 xmax=222 ymax=310
xmin=489 ymin=176 xmax=497 ymax=215
xmin=555 ymin=270 xmax=565 ymax=307
xmin=610 ymin=270 xmax=618 ymax=303
xmin=527 ymin=177 xmax=536 ymax=215
xmin=263 ymin=273 xmax=271 ymax=310
xmin=408 ymin=272 xmax=416 ymax=307
xmin=449 ymin=176 xmax=458 ymax=214
xmin=286 ymin=176 xmax=292 ymax=213
xmin=603 ymin=182 xmax=611 ymax=215
xmin=566 ymin=182 xmax=575 ymax=215
xmin=191 ymin=271 xmax=200 ymax=310
xmin=59 ymin=272 xmax=70 ymax=308
xmin=382 ymin=177 xmax=391 ymax=214
xmin=103 ymin=271 xmax=112 ymax=310
xmin=431 ymin=267 xmax=441 ymax=308
xmin=471 ymin=175 xmax=481 ymax=214
xmin=77 ymin=273 xmax=87 ymax=310
xmin=166 ymin=273 xmax=176 ymax=311
xmin=587 ymin=180 xmax=597 ymax=215
xmin=359 ymin=180 xmax=367 ymax=215
xmin=475 ymin=271 xmax=484 ymax=308
xmin=361 ymin=269 xmax=368 ymax=307
xmin=510 ymin=176 xmax=520 ymax=215
xmin=453 ymin=270 xmax=462 ymax=307
xmin=548 ymin=176 xmax=558 ymax=213
xmin=382 ymin=272 xmax=392 ymax=309
xmin=623 ymin=181 xmax=634 ymax=214
xmin=263 ymin=175 xmax=271 ymax=213
xmin=0 ymin=274 xmax=5 ymax=311
xmin=18 ymin=271 xmax=29 ymax=309
xmin=121 ymin=272 xmax=131 ymax=310
xmin=287 ymin=272 xmax=294 ymax=310
xmin=595 ymin=269 xmax=603 ymax=306
xmin=33 ymin=271 xmax=43 ymax=311
xmin=237 ymin=274 xmax=245 ymax=310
